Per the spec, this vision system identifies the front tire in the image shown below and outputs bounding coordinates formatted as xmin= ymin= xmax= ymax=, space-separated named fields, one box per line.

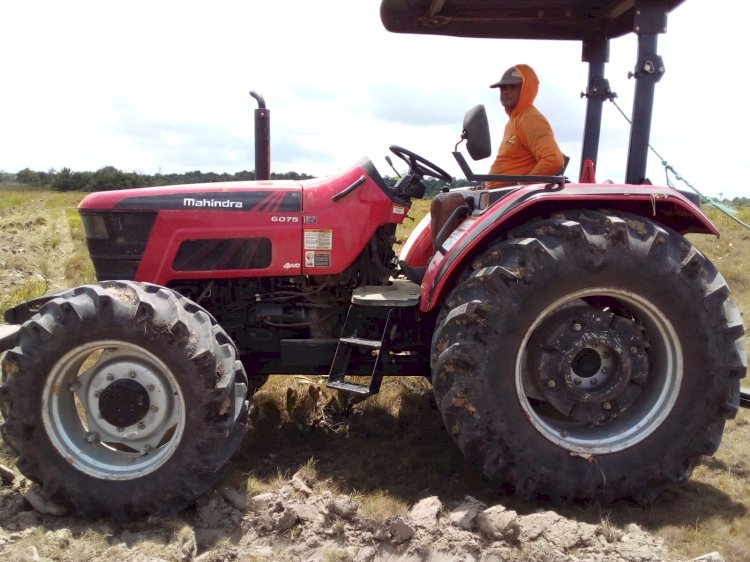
xmin=0 ymin=281 xmax=248 ymax=518
xmin=431 ymin=210 xmax=745 ymax=502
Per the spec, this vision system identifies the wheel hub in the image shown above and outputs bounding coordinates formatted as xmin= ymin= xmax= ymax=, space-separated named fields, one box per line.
xmin=529 ymin=306 xmax=649 ymax=423
xmin=98 ymin=379 xmax=151 ymax=428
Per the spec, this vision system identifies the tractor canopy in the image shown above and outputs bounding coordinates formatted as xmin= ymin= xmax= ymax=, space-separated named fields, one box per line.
xmin=380 ymin=0 xmax=685 ymax=41
xmin=381 ymin=0 xmax=687 ymax=185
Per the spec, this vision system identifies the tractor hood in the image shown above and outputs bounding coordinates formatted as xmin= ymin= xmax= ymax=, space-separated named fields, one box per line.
xmin=380 ymin=0 xmax=685 ymax=41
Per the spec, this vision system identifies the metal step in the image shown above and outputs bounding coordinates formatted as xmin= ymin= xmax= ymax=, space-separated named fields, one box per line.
xmin=339 ymin=336 xmax=381 ymax=349
xmin=327 ymin=304 xmax=395 ymax=397
xmin=326 ymin=380 xmax=371 ymax=396
xmin=352 ymin=279 xmax=420 ymax=307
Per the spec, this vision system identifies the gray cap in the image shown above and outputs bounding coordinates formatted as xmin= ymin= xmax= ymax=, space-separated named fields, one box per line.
xmin=490 ymin=67 xmax=523 ymax=88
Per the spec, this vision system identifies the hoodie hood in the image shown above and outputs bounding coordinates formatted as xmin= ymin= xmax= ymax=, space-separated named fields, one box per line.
xmin=506 ymin=64 xmax=539 ymax=117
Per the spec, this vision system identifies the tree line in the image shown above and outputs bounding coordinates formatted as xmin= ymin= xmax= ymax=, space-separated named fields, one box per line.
xmin=10 ymin=167 xmax=317 ymax=192
xmin=4 ymin=166 xmax=464 ymax=197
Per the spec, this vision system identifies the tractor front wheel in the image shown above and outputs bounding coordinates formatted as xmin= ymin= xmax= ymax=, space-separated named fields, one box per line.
xmin=431 ymin=210 xmax=745 ymax=502
xmin=0 ymin=281 xmax=248 ymax=518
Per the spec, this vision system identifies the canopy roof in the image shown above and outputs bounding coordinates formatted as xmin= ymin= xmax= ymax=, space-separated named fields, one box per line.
xmin=380 ymin=0 xmax=685 ymax=41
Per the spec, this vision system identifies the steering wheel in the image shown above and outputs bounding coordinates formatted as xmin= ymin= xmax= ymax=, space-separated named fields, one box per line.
xmin=389 ymin=145 xmax=452 ymax=182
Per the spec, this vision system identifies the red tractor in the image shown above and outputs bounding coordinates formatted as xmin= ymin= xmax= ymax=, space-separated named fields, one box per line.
xmin=0 ymin=0 xmax=747 ymax=518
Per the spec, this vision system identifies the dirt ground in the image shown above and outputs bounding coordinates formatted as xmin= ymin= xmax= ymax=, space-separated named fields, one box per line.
xmin=0 ymin=462 xmax=708 ymax=562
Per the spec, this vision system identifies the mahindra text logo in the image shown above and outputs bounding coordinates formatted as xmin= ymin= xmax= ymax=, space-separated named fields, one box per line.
xmin=271 ymin=216 xmax=299 ymax=223
xmin=183 ymin=197 xmax=243 ymax=208
xmin=283 ymin=263 xmax=300 ymax=269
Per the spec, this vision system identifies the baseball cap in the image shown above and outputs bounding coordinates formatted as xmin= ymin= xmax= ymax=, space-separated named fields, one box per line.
xmin=490 ymin=67 xmax=523 ymax=88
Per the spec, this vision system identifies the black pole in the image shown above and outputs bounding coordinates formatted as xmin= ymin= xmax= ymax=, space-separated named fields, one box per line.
xmin=249 ymin=91 xmax=270 ymax=181
xmin=580 ymin=36 xmax=611 ymax=180
xmin=625 ymin=2 xmax=667 ymax=184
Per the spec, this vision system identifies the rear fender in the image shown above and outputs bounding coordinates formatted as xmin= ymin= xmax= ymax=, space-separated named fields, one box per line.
xmin=418 ymin=183 xmax=718 ymax=313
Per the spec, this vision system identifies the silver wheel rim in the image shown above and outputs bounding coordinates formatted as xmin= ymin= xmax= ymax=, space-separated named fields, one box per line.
xmin=42 ymin=340 xmax=186 ymax=480
xmin=516 ymin=288 xmax=683 ymax=454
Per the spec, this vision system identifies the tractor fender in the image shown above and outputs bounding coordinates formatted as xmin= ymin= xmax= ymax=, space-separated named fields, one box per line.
xmin=418 ymin=183 xmax=718 ymax=313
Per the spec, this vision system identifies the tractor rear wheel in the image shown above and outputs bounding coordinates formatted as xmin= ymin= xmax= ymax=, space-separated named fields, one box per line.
xmin=431 ymin=209 xmax=745 ymax=502
xmin=0 ymin=281 xmax=248 ymax=518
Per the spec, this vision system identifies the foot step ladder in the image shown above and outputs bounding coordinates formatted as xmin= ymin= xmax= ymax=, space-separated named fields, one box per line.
xmin=327 ymin=279 xmax=420 ymax=396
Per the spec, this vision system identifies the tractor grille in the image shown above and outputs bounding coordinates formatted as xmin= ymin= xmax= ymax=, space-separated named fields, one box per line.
xmin=80 ymin=211 xmax=156 ymax=281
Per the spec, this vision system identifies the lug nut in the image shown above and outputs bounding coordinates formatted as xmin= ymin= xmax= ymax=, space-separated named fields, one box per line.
xmin=601 ymin=367 xmax=608 ymax=374
xmin=137 ymin=422 xmax=145 ymax=430
xmin=147 ymin=384 xmax=155 ymax=392
xmin=546 ymin=380 xmax=557 ymax=389
xmin=85 ymin=432 xmax=99 ymax=443
xmin=128 ymin=370 xmax=136 ymax=379
xmin=602 ymin=351 xmax=610 ymax=359
xmin=572 ymin=323 xmax=582 ymax=332
xmin=116 ymin=427 xmax=124 ymax=433
xmin=603 ymin=402 xmax=612 ymax=410
xmin=630 ymin=346 xmax=639 ymax=354
xmin=150 ymin=406 xmax=158 ymax=413
xmin=94 ymin=391 xmax=101 ymax=398
xmin=106 ymin=373 xmax=114 ymax=381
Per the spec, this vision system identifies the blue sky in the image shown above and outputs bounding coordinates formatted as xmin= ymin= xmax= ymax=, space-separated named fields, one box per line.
xmin=1 ymin=0 xmax=747 ymax=198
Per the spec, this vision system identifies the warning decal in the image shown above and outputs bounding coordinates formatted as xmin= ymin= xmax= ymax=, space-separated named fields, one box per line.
xmin=304 ymin=229 xmax=333 ymax=250
xmin=305 ymin=251 xmax=331 ymax=268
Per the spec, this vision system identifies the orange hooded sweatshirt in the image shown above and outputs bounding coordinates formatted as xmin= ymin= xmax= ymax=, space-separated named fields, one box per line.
xmin=485 ymin=64 xmax=564 ymax=188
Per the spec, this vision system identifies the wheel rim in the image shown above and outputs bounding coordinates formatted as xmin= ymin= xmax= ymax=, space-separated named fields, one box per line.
xmin=42 ymin=340 xmax=186 ymax=480
xmin=516 ymin=288 xmax=683 ymax=454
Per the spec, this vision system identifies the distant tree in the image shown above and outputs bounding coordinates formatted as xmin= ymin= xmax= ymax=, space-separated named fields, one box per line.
xmin=17 ymin=168 xmax=41 ymax=186
xmin=234 ymin=170 xmax=256 ymax=181
xmin=52 ymin=168 xmax=91 ymax=192
xmin=0 ymin=171 xmax=16 ymax=183
xmin=271 ymin=171 xmax=314 ymax=181
xmin=85 ymin=166 xmax=144 ymax=191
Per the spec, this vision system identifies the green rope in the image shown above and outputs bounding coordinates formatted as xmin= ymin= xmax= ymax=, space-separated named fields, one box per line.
xmin=608 ymin=97 xmax=750 ymax=231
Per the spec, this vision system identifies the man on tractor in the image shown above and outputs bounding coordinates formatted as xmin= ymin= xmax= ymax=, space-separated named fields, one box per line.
xmin=400 ymin=63 xmax=564 ymax=284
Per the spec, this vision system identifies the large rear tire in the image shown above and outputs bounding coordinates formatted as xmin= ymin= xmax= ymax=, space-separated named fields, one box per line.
xmin=431 ymin=209 xmax=746 ymax=502
xmin=0 ymin=281 xmax=248 ymax=518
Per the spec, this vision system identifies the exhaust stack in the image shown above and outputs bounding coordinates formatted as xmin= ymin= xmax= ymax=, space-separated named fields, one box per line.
xmin=249 ymin=91 xmax=270 ymax=181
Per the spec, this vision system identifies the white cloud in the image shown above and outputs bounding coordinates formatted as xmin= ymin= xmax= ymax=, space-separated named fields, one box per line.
xmin=0 ymin=0 xmax=747 ymax=198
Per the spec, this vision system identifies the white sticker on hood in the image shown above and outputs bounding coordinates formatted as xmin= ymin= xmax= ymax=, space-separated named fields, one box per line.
xmin=304 ymin=229 xmax=333 ymax=250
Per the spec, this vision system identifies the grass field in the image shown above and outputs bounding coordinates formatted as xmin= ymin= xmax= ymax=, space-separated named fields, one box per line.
xmin=0 ymin=188 xmax=748 ymax=560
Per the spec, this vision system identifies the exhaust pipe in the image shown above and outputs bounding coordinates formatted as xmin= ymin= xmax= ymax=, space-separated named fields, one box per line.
xmin=249 ymin=91 xmax=270 ymax=181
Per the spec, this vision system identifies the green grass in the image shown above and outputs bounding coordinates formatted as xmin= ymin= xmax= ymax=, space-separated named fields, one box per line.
xmin=0 ymin=190 xmax=36 ymax=212
xmin=0 ymin=276 xmax=48 ymax=313
xmin=0 ymin=190 xmax=93 ymax=314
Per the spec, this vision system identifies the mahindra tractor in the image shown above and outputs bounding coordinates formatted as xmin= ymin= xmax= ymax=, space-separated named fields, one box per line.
xmin=0 ymin=0 xmax=748 ymax=518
